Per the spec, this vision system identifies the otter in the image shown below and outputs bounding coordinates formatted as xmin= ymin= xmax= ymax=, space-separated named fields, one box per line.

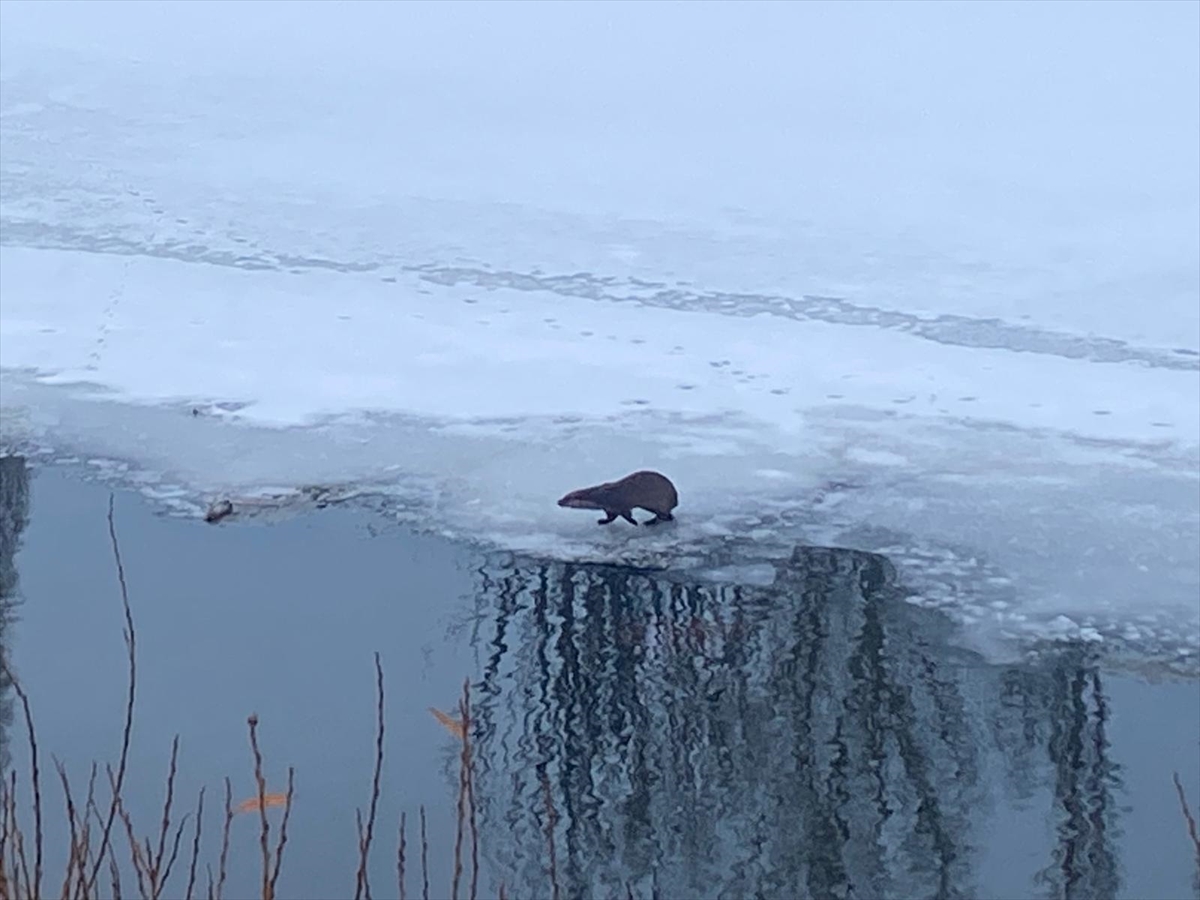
xmin=557 ymin=470 xmax=678 ymax=526
xmin=204 ymin=499 xmax=233 ymax=523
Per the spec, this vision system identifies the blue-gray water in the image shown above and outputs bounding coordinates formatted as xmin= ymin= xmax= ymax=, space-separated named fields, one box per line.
xmin=1 ymin=457 xmax=1197 ymax=900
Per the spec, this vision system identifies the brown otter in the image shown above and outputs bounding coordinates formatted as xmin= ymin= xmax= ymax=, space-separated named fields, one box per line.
xmin=557 ymin=470 xmax=678 ymax=526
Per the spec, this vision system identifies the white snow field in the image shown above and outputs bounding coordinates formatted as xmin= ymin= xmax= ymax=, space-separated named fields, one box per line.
xmin=1 ymin=1 xmax=1197 ymax=669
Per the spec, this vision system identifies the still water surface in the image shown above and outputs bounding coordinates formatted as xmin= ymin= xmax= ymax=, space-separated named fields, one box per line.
xmin=1 ymin=458 xmax=1197 ymax=899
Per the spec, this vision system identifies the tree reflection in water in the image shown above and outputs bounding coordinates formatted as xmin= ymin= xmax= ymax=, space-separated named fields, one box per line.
xmin=468 ymin=543 xmax=1122 ymax=900
xmin=0 ymin=460 xmax=1139 ymax=898
xmin=0 ymin=455 xmax=30 ymax=769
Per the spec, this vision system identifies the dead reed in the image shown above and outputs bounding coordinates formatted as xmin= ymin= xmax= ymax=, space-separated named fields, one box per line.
xmin=355 ymin=652 xmax=386 ymax=900
xmin=1174 ymin=770 xmax=1200 ymax=878
xmin=0 ymin=494 xmax=499 ymax=900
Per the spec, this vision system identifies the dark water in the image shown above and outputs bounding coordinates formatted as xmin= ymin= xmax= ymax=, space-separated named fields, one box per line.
xmin=0 ymin=457 xmax=1197 ymax=900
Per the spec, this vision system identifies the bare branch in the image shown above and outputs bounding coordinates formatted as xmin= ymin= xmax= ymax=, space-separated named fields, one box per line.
xmin=355 ymin=653 xmax=386 ymax=900
xmin=88 ymin=495 xmax=138 ymax=894
xmin=247 ymin=714 xmax=272 ymax=900
xmin=184 ymin=787 xmax=205 ymax=900
xmin=0 ymin=655 xmax=43 ymax=900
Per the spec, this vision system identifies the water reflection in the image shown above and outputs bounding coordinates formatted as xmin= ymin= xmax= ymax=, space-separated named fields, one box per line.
xmin=1035 ymin=657 xmax=1121 ymax=900
xmin=0 ymin=462 xmax=1189 ymax=899
xmin=469 ymin=544 xmax=1130 ymax=900
xmin=0 ymin=455 xmax=30 ymax=767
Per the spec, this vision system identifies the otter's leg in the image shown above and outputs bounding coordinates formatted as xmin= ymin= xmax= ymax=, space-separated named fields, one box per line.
xmin=598 ymin=511 xmax=618 ymax=525
xmin=643 ymin=511 xmax=675 ymax=526
xmin=620 ymin=511 xmax=639 ymax=525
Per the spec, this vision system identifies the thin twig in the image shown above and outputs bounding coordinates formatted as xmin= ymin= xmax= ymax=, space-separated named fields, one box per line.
xmin=16 ymin=827 xmax=30 ymax=900
xmin=267 ymin=767 xmax=295 ymax=898
xmin=1173 ymin=771 xmax=1200 ymax=862
xmin=0 ymin=775 xmax=11 ymax=900
xmin=215 ymin=779 xmax=232 ymax=900
xmin=451 ymin=781 xmax=465 ymax=899
xmin=158 ymin=812 xmax=191 ymax=897
xmin=185 ymin=787 xmax=205 ymax=900
xmin=53 ymin=758 xmax=82 ymax=900
xmin=419 ymin=805 xmax=429 ymax=900
xmin=109 ymin=852 xmax=121 ymax=900
xmin=148 ymin=735 xmax=181 ymax=898
xmin=3 ymin=772 xmax=16 ymax=894
xmin=0 ymin=656 xmax=43 ymax=900
xmin=397 ymin=812 xmax=407 ymax=900
xmin=452 ymin=687 xmax=469 ymax=900
xmin=462 ymin=680 xmax=478 ymax=900
xmin=9 ymin=771 xmax=30 ymax=900
xmin=112 ymin=775 xmax=149 ymax=900
xmin=355 ymin=653 xmax=386 ymax=900
xmin=77 ymin=763 xmax=100 ymax=900
xmin=88 ymin=495 xmax=138 ymax=894
xmin=247 ymin=714 xmax=273 ymax=900
xmin=0 ymin=794 xmax=9 ymax=900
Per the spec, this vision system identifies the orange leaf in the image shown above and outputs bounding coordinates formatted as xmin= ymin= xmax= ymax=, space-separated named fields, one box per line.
xmin=235 ymin=792 xmax=288 ymax=814
xmin=428 ymin=706 xmax=465 ymax=740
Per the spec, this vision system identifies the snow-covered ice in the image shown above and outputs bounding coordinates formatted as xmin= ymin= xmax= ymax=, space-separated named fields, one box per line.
xmin=1 ymin=0 xmax=1197 ymax=670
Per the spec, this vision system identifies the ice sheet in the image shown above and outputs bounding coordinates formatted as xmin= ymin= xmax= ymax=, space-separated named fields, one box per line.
xmin=1 ymin=0 xmax=1197 ymax=669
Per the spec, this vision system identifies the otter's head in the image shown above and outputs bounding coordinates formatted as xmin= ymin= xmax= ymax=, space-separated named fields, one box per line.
xmin=557 ymin=488 xmax=604 ymax=510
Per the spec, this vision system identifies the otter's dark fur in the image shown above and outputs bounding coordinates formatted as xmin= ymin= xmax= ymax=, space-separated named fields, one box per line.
xmin=557 ymin=470 xmax=678 ymax=526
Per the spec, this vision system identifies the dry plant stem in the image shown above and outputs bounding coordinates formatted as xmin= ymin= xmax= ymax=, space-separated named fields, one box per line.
xmin=452 ymin=760 xmax=466 ymax=900
xmin=247 ymin=714 xmax=273 ymax=900
xmin=1 ymin=780 xmax=19 ymax=900
xmin=3 ymin=773 xmax=14 ymax=895
xmin=215 ymin=779 xmax=232 ymax=900
xmin=1174 ymin=771 xmax=1200 ymax=862
xmin=111 ymin=774 xmax=149 ymax=900
xmin=185 ymin=787 xmax=205 ymax=900
xmin=541 ymin=771 xmax=560 ymax=900
xmin=0 ymin=656 xmax=44 ymax=900
xmin=451 ymin=682 xmax=471 ymax=900
xmin=4 ymin=773 xmax=19 ymax=898
xmin=75 ymin=763 xmax=101 ymax=900
xmin=451 ymin=678 xmax=478 ymax=900
xmin=15 ymin=827 xmax=29 ymax=900
xmin=156 ymin=812 xmax=191 ymax=898
xmin=355 ymin=652 xmax=386 ymax=900
xmin=419 ymin=805 xmax=429 ymax=900
xmin=267 ymin=768 xmax=295 ymax=899
xmin=8 ymin=770 xmax=30 ymax=900
xmin=147 ymin=735 xmax=180 ymax=898
xmin=462 ymin=681 xmax=479 ymax=900
xmin=81 ymin=764 xmax=100 ymax=865
xmin=397 ymin=812 xmax=407 ymax=900
xmin=109 ymin=853 xmax=122 ymax=900
xmin=88 ymin=495 xmax=138 ymax=895
xmin=53 ymin=757 xmax=82 ymax=900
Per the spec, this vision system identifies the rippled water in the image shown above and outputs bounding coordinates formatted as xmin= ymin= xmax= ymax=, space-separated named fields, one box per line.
xmin=1 ymin=458 xmax=1197 ymax=899
xmin=467 ymin=549 xmax=1199 ymax=899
